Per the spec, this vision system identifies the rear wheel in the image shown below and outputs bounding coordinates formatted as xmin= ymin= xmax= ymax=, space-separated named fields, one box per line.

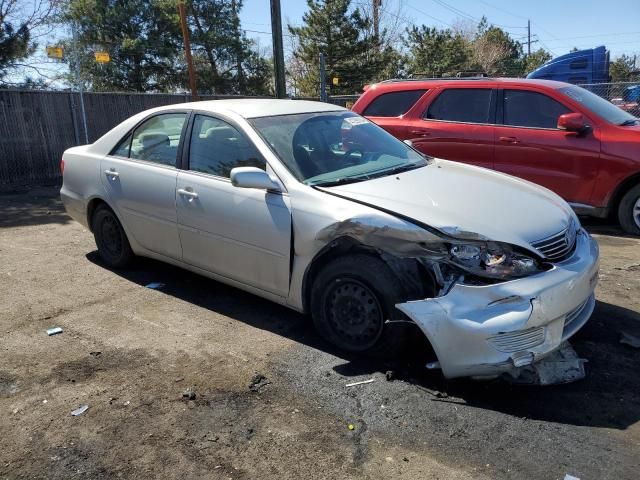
xmin=618 ymin=184 xmax=640 ymax=235
xmin=92 ymin=205 xmax=134 ymax=268
xmin=310 ymin=254 xmax=410 ymax=355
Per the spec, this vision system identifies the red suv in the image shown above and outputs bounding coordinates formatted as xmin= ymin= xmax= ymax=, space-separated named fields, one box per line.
xmin=352 ymin=78 xmax=640 ymax=234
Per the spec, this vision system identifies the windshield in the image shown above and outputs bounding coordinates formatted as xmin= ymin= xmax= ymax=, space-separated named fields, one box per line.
xmin=250 ymin=111 xmax=428 ymax=186
xmin=560 ymin=85 xmax=638 ymax=126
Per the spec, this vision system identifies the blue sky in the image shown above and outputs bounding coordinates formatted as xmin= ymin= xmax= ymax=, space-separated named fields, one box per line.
xmin=240 ymin=0 xmax=640 ymax=59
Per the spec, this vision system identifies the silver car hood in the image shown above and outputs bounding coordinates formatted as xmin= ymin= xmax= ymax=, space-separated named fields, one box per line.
xmin=321 ymin=159 xmax=574 ymax=250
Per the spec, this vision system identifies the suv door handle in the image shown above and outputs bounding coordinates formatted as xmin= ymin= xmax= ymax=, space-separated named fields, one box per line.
xmin=498 ymin=136 xmax=519 ymax=144
xmin=177 ymin=188 xmax=199 ymax=200
xmin=104 ymin=169 xmax=119 ymax=178
xmin=410 ymin=130 xmax=431 ymax=137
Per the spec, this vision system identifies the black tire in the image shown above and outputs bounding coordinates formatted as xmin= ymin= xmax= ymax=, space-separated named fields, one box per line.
xmin=310 ymin=254 xmax=410 ymax=355
xmin=91 ymin=205 xmax=134 ymax=268
xmin=618 ymin=184 xmax=640 ymax=235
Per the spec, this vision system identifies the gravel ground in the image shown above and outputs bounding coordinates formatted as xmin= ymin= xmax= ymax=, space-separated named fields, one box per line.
xmin=1 ymin=187 xmax=639 ymax=480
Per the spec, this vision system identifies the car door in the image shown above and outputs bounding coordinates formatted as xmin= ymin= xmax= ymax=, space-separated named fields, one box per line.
xmin=493 ymin=89 xmax=601 ymax=204
xmin=405 ymin=87 xmax=496 ymax=169
xmin=176 ymin=113 xmax=292 ymax=297
xmin=361 ymin=89 xmax=429 ymax=140
xmin=101 ymin=111 xmax=187 ymax=259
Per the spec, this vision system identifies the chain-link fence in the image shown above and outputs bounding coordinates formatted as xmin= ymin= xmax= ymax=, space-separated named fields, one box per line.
xmin=580 ymin=81 xmax=640 ymax=117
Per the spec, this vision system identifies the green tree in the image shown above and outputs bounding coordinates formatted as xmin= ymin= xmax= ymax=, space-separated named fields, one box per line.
xmin=289 ymin=0 xmax=391 ymax=96
xmin=404 ymin=25 xmax=470 ymax=77
xmin=471 ymin=19 xmax=523 ymax=76
xmin=522 ymin=48 xmax=552 ymax=75
xmin=610 ymin=54 xmax=638 ymax=82
xmin=63 ymin=0 xmax=183 ymax=92
xmin=188 ymin=0 xmax=271 ymax=95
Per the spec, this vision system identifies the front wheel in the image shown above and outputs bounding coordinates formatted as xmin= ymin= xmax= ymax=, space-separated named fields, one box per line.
xmin=310 ymin=254 xmax=409 ymax=354
xmin=618 ymin=184 xmax=640 ymax=235
xmin=92 ymin=205 xmax=134 ymax=268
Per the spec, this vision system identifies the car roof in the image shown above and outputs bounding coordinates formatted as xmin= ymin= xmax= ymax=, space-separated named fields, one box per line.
xmin=366 ymin=78 xmax=572 ymax=93
xmin=152 ymin=98 xmax=346 ymax=119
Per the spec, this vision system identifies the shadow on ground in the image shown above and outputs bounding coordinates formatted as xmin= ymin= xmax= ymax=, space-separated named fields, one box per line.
xmin=87 ymin=251 xmax=640 ymax=432
xmin=0 ymin=186 xmax=70 ymax=228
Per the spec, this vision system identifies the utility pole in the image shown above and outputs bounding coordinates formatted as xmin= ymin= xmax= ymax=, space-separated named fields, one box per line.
xmin=270 ymin=0 xmax=287 ymax=98
xmin=72 ymin=23 xmax=88 ymax=144
xmin=527 ymin=19 xmax=531 ymax=57
xmin=319 ymin=53 xmax=327 ymax=102
xmin=178 ymin=1 xmax=198 ymax=101
xmin=373 ymin=0 xmax=382 ymax=40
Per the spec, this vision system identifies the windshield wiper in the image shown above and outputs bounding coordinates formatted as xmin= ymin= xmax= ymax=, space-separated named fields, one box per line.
xmin=619 ymin=119 xmax=639 ymax=126
xmin=311 ymin=176 xmax=370 ymax=187
xmin=368 ymin=162 xmax=426 ymax=178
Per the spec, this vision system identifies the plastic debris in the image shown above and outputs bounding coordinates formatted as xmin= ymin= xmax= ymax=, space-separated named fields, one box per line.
xmin=46 ymin=327 xmax=63 ymax=336
xmin=249 ymin=373 xmax=270 ymax=392
xmin=347 ymin=424 xmax=355 ymax=431
xmin=71 ymin=405 xmax=89 ymax=416
xmin=509 ymin=342 xmax=586 ymax=385
xmin=145 ymin=282 xmax=165 ymax=289
xmin=345 ymin=378 xmax=375 ymax=387
xmin=182 ymin=387 xmax=196 ymax=400
xmin=620 ymin=331 xmax=640 ymax=348
xmin=564 ymin=475 xmax=580 ymax=480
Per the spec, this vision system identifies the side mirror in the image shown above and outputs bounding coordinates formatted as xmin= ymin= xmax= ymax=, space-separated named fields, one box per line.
xmin=230 ymin=167 xmax=281 ymax=192
xmin=558 ymin=113 xmax=588 ymax=133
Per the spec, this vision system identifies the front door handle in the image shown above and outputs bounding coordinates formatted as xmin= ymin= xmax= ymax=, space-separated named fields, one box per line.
xmin=104 ymin=169 xmax=119 ymax=178
xmin=498 ymin=136 xmax=519 ymax=144
xmin=177 ymin=188 xmax=199 ymax=201
xmin=410 ymin=130 xmax=431 ymax=137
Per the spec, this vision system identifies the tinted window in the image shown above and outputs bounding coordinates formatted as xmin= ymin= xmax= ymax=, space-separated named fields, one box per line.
xmin=188 ymin=115 xmax=265 ymax=177
xmin=127 ymin=113 xmax=186 ymax=166
xmin=570 ymin=58 xmax=588 ymax=69
xmin=425 ymin=89 xmax=493 ymax=123
xmin=503 ymin=90 xmax=570 ymax=129
xmin=363 ymin=90 xmax=427 ymax=117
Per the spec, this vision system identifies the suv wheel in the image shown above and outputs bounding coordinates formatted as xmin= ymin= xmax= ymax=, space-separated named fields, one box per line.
xmin=618 ymin=184 xmax=640 ymax=235
xmin=92 ymin=205 xmax=134 ymax=268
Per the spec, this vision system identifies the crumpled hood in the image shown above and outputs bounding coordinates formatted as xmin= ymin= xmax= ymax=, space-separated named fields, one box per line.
xmin=322 ymin=159 xmax=574 ymax=251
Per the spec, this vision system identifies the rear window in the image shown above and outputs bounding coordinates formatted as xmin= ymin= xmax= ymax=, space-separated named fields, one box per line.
xmin=363 ymin=90 xmax=427 ymax=117
xmin=425 ymin=88 xmax=493 ymax=124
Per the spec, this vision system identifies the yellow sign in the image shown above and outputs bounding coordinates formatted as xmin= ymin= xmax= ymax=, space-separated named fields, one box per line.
xmin=46 ymin=46 xmax=64 ymax=59
xmin=332 ymin=77 xmax=339 ymax=86
xmin=94 ymin=52 xmax=110 ymax=64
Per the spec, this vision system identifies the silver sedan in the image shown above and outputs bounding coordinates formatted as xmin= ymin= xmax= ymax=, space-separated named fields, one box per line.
xmin=60 ymin=99 xmax=599 ymax=381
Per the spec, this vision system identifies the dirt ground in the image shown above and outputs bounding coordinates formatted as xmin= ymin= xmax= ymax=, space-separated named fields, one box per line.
xmin=1 ymin=187 xmax=639 ymax=480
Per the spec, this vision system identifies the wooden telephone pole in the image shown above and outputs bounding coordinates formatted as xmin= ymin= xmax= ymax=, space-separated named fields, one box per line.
xmin=178 ymin=1 xmax=198 ymax=101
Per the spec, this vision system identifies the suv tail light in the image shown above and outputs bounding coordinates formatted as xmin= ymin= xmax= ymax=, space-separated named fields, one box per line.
xmin=60 ymin=159 xmax=65 ymax=174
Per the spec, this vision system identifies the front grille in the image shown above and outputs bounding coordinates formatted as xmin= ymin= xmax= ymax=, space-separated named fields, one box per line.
xmin=488 ymin=326 xmax=545 ymax=353
xmin=532 ymin=221 xmax=577 ymax=262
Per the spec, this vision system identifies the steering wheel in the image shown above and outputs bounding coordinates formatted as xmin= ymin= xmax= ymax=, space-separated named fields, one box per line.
xmin=342 ymin=148 xmax=364 ymax=166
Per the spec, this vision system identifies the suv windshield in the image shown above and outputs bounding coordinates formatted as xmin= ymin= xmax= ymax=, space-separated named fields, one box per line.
xmin=250 ymin=111 xmax=427 ymax=186
xmin=560 ymin=85 xmax=638 ymax=125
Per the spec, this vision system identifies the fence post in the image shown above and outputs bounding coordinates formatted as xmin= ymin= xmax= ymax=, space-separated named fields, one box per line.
xmin=68 ymin=92 xmax=80 ymax=145
xmin=319 ymin=52 xmax=327 ymax=103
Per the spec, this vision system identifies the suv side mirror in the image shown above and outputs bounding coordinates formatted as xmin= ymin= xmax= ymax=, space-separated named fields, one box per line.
xmin=558 ymin=113 xmax=588 ymax=133
xmin=230 ymin=167 xmax=281 ymax=192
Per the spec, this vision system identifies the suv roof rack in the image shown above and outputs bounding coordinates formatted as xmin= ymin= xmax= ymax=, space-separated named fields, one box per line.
xmin=380 ymin=76 xmax=494 ymax=83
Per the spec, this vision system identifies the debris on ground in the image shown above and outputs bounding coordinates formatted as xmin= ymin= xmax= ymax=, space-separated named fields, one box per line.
xmin=620 ymin=331 xmax=640 ymax=348
xmin=347 ymin=424 xmax=355 ymax=431
xmin=345 ymin=378 xmax=375 ymax=387
xmin=509 ymin=342 xmax=586 ymax=385
xmin=182 ymin=387 xmax=196 ymax=401
xmin=564 ymin=474 xmax=580 ymax=480
xmin=89 ymin=351 xmax=101 ymax=357
xmin=70 ymin=405 xmax=89 ymax=416
xmin=145 ymin=282 xmax=165 ymax=289
xmin=248 ymin=374 xmax=270 ymax=393
xmin=46 ymin=327 xmax=63 ymax=336
xmin=385 ymin=370 xmax=395 ymax=381
xmin=435 ymin=391 xmax=449 ymax=399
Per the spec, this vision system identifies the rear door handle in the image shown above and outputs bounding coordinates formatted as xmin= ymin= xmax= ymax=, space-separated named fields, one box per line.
xmin=104 ymin=169 xmax=119 ymax=178
xmin=177 ymin=188 xmax=199 ymax=201
xmin=498 ymin=136 xmax=519 ymax=144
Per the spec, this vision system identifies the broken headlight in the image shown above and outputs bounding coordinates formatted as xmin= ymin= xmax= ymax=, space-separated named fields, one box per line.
xmin=449 ymin=243 xmax=541 ymax=279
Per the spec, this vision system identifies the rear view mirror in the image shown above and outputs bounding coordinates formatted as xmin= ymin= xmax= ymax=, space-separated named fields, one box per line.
xmin=230 ymin=167 xmax=281 ymax=192
xmin=558 ymin=113 xmax=589 ymax=133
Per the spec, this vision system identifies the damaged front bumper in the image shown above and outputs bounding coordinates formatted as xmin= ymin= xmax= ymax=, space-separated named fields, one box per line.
xmin=397 ymin=229 xmax=599 ymax=380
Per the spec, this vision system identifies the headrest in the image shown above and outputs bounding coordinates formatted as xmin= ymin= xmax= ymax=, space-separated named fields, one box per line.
xmin=139 ymin=133 xmax=169 ymax=149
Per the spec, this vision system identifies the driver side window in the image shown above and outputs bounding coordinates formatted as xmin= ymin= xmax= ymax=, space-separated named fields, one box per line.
xmin=188 ymin=115 xmax=265 ymax=177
